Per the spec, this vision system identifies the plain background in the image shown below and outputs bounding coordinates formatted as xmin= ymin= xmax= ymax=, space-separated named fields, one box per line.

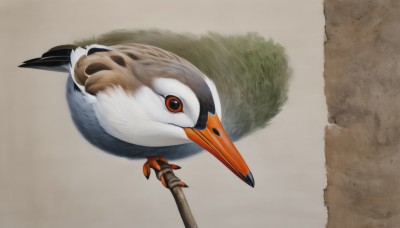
xmin=0 ymin=0 xmax=326 ymax=227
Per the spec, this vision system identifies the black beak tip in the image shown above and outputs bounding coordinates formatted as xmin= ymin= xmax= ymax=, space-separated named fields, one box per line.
xmin=245 ymin=172 xmax=255 ymax=188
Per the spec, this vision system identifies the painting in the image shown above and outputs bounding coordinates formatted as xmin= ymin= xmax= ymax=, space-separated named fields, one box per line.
xmin=0 ymin=0 xmax=326 ymax=227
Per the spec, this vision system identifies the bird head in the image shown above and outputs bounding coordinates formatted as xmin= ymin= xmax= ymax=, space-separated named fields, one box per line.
xmin=152 ymin=74 xmax=254 ymax=188
xmin=71 ymin=45 xmax=254 ymax=187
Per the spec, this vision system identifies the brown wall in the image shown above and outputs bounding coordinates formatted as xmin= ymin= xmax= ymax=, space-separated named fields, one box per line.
xmin=324 ymin=0 xmax=400 ymax=227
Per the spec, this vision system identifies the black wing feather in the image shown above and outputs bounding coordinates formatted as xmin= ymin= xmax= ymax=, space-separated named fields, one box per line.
xmin=19 ymin=44 xmax=79 ymax=72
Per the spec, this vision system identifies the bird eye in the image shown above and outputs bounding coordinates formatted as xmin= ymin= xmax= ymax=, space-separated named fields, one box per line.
xmin=165 ymin=96 xmax=183 ymax=113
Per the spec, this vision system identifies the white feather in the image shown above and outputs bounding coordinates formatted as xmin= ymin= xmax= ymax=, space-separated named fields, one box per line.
xmin=204 ymin=77 xmax=222 ymax=118
xmin=69 ymin=44 xmax=114 ymax=103
xmin=69 ymin=47 xmax=87 ymax=92
xmin=94 ymin=86 xmax=194 ymax=147
xmin=152 ymin=78 xmax=200 ymax=124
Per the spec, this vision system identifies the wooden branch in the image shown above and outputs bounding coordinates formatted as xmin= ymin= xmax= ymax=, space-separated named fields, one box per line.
xmin=155 ymin=161 xmax=198 ymax=228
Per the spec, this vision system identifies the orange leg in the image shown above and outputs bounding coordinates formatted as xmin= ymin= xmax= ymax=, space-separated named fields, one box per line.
xmin=143 ymin=156 xmax=184 ymax=188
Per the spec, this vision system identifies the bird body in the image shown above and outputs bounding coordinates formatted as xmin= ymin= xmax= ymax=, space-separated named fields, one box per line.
xmin=20 ymin=30 xmax=290 ymax=187
xmin=66 ymin=44 xmax=211 ymax=159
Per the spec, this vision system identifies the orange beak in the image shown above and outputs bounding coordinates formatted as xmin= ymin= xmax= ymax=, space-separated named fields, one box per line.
xmin=184 ymin=113 xmax=255 ymax=187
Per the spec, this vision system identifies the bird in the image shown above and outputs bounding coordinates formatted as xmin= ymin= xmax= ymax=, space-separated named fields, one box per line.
xmin=19 ymin=30 xmax=289 ymax=188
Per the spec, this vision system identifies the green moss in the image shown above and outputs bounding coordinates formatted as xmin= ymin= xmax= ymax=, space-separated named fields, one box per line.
xmin=76 ymin=30 xmax=290 ymax=139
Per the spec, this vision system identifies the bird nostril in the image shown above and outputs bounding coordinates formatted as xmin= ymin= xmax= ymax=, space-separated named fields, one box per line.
xmin=212 ymin=128 xmax=220 ymax=136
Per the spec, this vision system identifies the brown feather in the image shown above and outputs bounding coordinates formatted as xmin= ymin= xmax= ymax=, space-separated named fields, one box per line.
xmin=73 ymin=44 xmax=205 ymax=96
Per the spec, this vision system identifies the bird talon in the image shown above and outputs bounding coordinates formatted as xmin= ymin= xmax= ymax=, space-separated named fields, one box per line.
xmin=160 ymin=175 xmax=168 ymax=188
xmin=150 ymin=158 xmax=162 ymax=171
xmin=142 ymin=156 xmax=187 ymax=189
xmin=158 ymin=157 xmax=168 ymax=163
xmin=142 ymin=156 xmax=168 ymax=179
xmin=170 ymin=164 xmax=181 ymax=170
xmin=143 ymin=163 xmax=151 ymax=179
xmin=179 ymin=181 xmax=189 ymax=188
xmin=144 ymin=156 xmax=162 ymax=171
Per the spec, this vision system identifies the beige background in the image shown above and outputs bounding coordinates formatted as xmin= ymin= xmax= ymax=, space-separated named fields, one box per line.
xmin=0 ymin=0 xmax=326 ymax=227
